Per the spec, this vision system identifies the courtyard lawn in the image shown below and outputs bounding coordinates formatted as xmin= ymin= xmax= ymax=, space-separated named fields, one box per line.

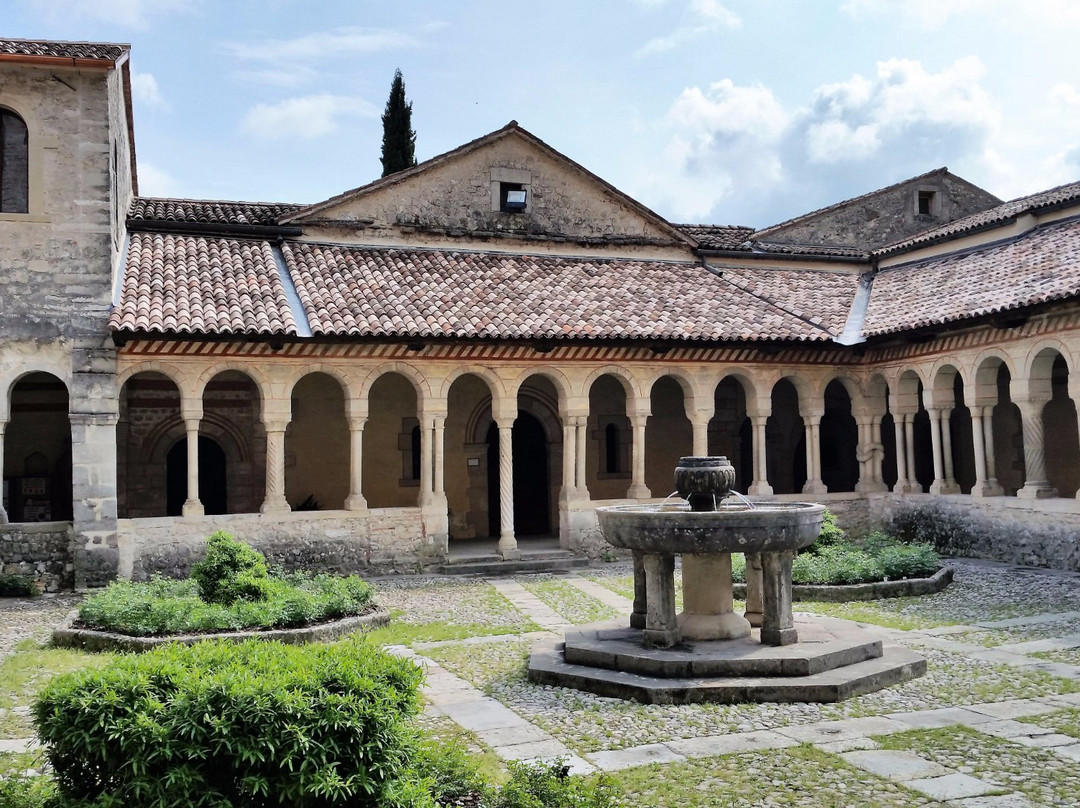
xmin=6 ymin=557 xmax=1080 ymax=806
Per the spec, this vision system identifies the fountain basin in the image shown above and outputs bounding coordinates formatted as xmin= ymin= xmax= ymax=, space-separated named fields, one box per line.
xmin=597 ymin=501 xmax=826 ymax=555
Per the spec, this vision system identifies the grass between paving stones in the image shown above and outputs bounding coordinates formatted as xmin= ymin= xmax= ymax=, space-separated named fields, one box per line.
xmin=1017 ymin=706 xmax=1080 ymax=738
xmin=607 ymin=746 xmax=936 ymax=807
xmin=0 ymin=709 xmax=34 ymax=740
xmin=0 ymin=640 xmax=114 ymax=710
xmin=0 ymin=749 xmax=47 ymax=779
xmin=1033 ymin=647 xmax=1080 ymax=666
xmin=877 ymin=725 xmax=1080 ymax=806
xmin=415 ymin=711 xmax=507 ymax=787
xmin=947 ymin=617 xmax=1080 ymax=648
xmin=518 ymin=577 xmax=621 ymax=624
xmin=425 ymin=638 xmax=1080 ymax=753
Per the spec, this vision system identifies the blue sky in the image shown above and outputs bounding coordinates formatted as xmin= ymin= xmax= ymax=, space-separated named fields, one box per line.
xmin=7 ymin=0 xmax=1080 ymax=227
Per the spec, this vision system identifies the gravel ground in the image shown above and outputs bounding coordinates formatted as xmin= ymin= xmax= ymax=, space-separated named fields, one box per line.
xmin=375 ymin=578 xmax=536 ymax=631
xmin=880 ymin=725 xmax=1080 ymax=807
xmin=0 ymin=595 xmax=82 ymax=660
xmin=516 ymin=577 xmax=621 ymax=625
xmin=1018 ymin=706 xmax=1080 ymax=738
xmin=949 ymin=615 xmax=1080 ymax=648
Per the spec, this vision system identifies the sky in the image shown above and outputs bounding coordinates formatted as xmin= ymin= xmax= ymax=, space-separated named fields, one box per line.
xmin=6 ymin=0 xmax=1080 ymax=228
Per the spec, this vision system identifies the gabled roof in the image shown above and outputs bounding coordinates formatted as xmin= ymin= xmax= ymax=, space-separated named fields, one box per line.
xmin=279 ymin=121 xmax=697 ymax=247
xmin=676 ymin=224 xmax=755 ymax=251
xmin=129 ymin=198 xmax=305 ymax=227
xmin=874 ymin=179 xmax=1080 ymax=257
xmin=0 ymin=38 xmax=128 ymax=63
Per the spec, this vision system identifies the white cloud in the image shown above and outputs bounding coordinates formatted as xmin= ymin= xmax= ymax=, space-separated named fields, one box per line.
xmin=131 ymin=72 xmax=167 ymax=110
xmin=240 ymin=94 xmax=378 ymax=140
xmin=842 ymin=0 xmax=1080 ymax=30
xmin=841 ymin=0 xmax=987 ymax=28
xmin=1049 ymin=82 xmax=1080 ymax=107
xmin=235 ymin=67 xmax=320 ymax=90
xmin=136 ymin=161 xmax=180 ymax=197
xmin=23 ymin=0 xmax=191 ymax=29
xmin=636 ymin=0 xmax=740 ymax=57
xmin=228 ymin=27 xmax=420 ymax=64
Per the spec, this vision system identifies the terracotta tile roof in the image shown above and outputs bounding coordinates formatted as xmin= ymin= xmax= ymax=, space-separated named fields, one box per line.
xmin=281 ymin=243 xmax=837 ymax=342
xmin=746 ymin=241 xmax=868 ymax=259
xmin=874 ymin=179 xmax=1080 ymax=256
xmin=718 ymin=266 xmax=861 ymax=336
xmin=862 ymin=216 xmax=1080 ymax=337
xmin=676 ymin=224 xmax=755 ymax=250
xmin=110 ymin=233 xmax=297 ymax=335
xmin=129 ymin=197 xmax=305 ymax=226
xmin=0 ymin=38 xmax=128 ymax=62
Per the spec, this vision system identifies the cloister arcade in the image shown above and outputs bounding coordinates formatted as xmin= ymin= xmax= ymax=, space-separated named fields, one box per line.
xmin=4 ymin=339 xmax=1080 ymax=560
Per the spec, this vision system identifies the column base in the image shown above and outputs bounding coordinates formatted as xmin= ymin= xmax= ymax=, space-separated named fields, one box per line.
xmin=855 ymin=481 xmax=889 ymax=493
xmin=971 ymin=482 xmax=1004 ymax=498
xmin=677 ymin=610 xmax=751 ymax=641
xmin=894 ymin=481 xmax=923 ymax=494
xmin=626 ymin=484 xmax=653 ymax=500
xmin=181 ymin=500 xmax=204 ymax=517
xmin=260 ymin=499 xmax=291 ymax=515
xmin=1018 ymin=483 xmax=1058 ymax=500
xmin=498 ymin=537 xmax=521 ymax=561
xmin=747 ymin=481 xmax=773 ymax=497
xmin=744 ymin=609 xmax=763 ymax=628
xmin=760 ymin=627 xmax=799 ymax=646
xmin=630 ymin=611 xmax=646 ymax=630
xmin=802 ymin=480 xmax=827 ymax=495
xmin=642 ymin=627 xmax=680 ymax=648
xmin=344 ymin=495 xmax=369 ymax=511
xmin=929 ymin=482 xmax=961 ymax=494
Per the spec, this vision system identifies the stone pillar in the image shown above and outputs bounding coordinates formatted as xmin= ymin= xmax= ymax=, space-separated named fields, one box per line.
xmin=627 ymin=413 xmax=652 ymax=499
xmin=939 ymin=409 xmax=961 ymax=493
xmin=678 ymin=553 xmax=750 ymax=640
xmin=630 ymin=550 xmax=647 ymax=629
xmin=970 ymin=410 xmax=989 ymax=497
xmin=1017 ymin=398 xmax=1058 ymax=499
xmin=904 ymin=413 xmax=922 ymax=493
xmin=802 ymin=414 xmax=826 ymax=494
xmin=642 ymin=552 xmax=678 ymax=647
xmin=892 ymin=413 xmax=909 ymax=493
xmin=497 ymin=420 xmax=520 ymax=559
xmin=575 ymin=415 xmax=588 ymax=498
xmin=982 ymin=405 xmax=1003 ymax=496
xmin=260 ymin=421 xmax=291 ymax=514
xmin=181 ymin=413 xmax=203 ymax=517
xmin=691 ymin=409 xmax=710 ymax=458
xmin=748 ymin=415 xmax=773 ymax=496
xmin=760 ymin=550 xmax=797 ymax=646
xmin=743 ymin=552 xmax=764 ymax=627
xmin=70 ymin=410 xmax=120 ymax=589
xmin=433 ymin=416 xmax=446 ymax=497
xmin=345 ymin=416 xmax=368 ymax=511
xmin=855 ymin=414 xmax=888 ymax=493
xmin=0 ymin=419 xmax=7 ymax=523
xmin=561 ymin=419 xmax=576 ymax=500
xmin=928 ymin=409 xmax=947 ymax=494
xmin=418 ymin=414 xmax=434 ymax=506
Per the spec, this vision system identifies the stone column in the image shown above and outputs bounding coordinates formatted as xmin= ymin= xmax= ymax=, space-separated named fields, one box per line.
xmin=691 ymin=409 xmax=710 ymax=458
xmin=627 ymin=413 xmax=652 ymax=499
xmin=748 ymin=415 xmax=773 ymax=496
xmin=760 ymin=550 xmax=797 ymax=646
xmin=892 ymin=413 xmax=909 ymax=493
xmin=970 ymin=409 xmax=989 ymax=497
xmin=928 ymin=409 xmax=947 ymax=494
xmin=1017 ymin=398 xmax=1058 ymax=499
xmin=345 ymin=416 xmax=368 ymax=511
xmin=904 ymin=413 xmax=922 ymax=493
xmin=260 ymin=420 xmax=291 ymax=514
xmin=432 ymin=416 xmax=446 ymax=498
xmin=417 ymin=414 xmax=434 ymax=506
xmin=982 ymin=405 xmax=1003 ymax=496
xmin=678 ymin=553 xmax=750 ymax=640
xmin=642 ymin=552 xmax=678 ymax=647
xmin=802 ymin=414 xmax=826 ymax=494
xmin=496 ymin=419 xmax=520 ymax=559
xmin=575 ymin=415 xmax=588 ymax=498
xmin=743 ymin=552 xmax=763 ymax=627
xmin=939 ymin=409 xmax=960 ymax=493
xmin=630 ymin=550 xmax=647 ymax=629
xmin=181 ymin=409 xmax=203 ymax=516
xmin=70 ymin=410 xmax=120 ymax=589
xmin=0 ymin=419 xmax=7 ymax=523
xmin=855 ymin=414 xmax=888 ymax=493
xmin=561 ymin=419 xmax=576 ymax=500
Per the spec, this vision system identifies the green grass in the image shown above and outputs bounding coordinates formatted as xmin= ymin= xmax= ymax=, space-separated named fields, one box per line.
xmin=521 ymin=578 xmax=621 ymax=624
xmin=795 ymin=600 xmax=942 ymax=631
xmin=0 ymin=709 xmax=34 ymax=740
xmin=1017 ymin=706 xmax=1080 ymax=738
xmin=366 ymin=610 xmax=537 ymax=645
xmin=0 ymin=640 xmax=115 ymax=709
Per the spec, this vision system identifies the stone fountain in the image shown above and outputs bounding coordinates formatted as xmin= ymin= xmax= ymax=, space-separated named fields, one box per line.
xmin=528 ymin=457 xmax=926 ymax=703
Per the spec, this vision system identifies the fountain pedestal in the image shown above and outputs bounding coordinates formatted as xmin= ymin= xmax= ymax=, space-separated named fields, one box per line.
xmin=678 ymin=554 xmax=750 ymax=641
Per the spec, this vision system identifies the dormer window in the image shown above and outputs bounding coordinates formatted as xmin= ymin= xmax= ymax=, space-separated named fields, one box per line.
xmin=500 ymin=183 xmax=527 ymax=212
xmin=0 ymin=108 xmax=29 ymax=214
xmin=491 ymin=167 xmax=531 ymax=214
xmin=916 ymin=189 xmax=937 ymax=217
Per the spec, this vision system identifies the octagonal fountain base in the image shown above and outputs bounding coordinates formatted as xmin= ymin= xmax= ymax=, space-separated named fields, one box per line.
xmin=527 ymin=615 xmax=926 ymax=705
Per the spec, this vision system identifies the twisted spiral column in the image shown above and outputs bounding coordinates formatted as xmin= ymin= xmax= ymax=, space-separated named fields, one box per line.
xmin=260 ymin=424 xmax=291 ymax=513
xmin=1017 ymin=398 xmax=1057 ymax=499
xmin=497 ymin=423 xmax=519 ymax=559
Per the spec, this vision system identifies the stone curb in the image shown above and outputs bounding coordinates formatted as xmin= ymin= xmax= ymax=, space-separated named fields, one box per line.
xmin=51 ymin=605 xmax=391 ymax=652
xmin=731 ymin=564 xmax=954 ymax=602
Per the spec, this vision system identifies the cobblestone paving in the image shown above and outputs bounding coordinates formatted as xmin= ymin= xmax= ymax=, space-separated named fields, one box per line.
xmin=7 ymin=559 xmax=1080 ymax=805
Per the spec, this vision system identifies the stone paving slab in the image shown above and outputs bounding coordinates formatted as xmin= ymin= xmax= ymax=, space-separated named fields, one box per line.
xmin=965 ymin=699 xmax=1063 ymax=720
xmin=490 ymin=578 xmax=573 ymax=631
xmin=586 ymin=744 xmax=685 ymax=771
xmin=664 ymin=729 xmax=799 ymax=758
xmin=954 ymin=795 xmax=1035 ymax=807
xmin=886 ymin=706 xmax=995 ymax=729
xmin=840 ymin=749 xmax=951 ymax=781
xmin=816 ymin=737 xmax=880 ymax=753
xmin=975 ymin=611 xmax=1080 ymax=629
xmin=562 ymin=576 xmax=634 ymax=612
xmin=905 ymin=772 xmax=1004 ymax=800
xmin=774 ymin=716 xmax=909 ymax=744
xmin=974 ymin=719 xmax=1055 ymax=739
xmin=1010 ymin=732 xmax=1077 ymax=748
xmin=1051 ymin=742 xmax=1080 ymax=762
xmin=0 ymin=738 xmax=37 ymax=753
xmin=995 ymin=633 xmax=1080 ymax=654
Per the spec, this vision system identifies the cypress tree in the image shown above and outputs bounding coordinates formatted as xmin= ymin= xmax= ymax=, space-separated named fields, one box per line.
xmin=380 ymin=69 xmax=417 ymax=177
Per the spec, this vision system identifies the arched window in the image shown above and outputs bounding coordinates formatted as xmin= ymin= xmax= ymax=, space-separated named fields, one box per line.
xmin=0 ymin=109 xmax=29 ymax=214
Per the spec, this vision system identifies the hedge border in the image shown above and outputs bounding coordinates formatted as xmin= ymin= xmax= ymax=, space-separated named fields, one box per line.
xmin=731 ymin=565 xmax=954 ymax=602
xmin=52 ymin=605 xmax=391 ymax=652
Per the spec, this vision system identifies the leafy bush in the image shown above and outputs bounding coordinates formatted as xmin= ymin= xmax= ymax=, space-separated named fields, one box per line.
xmin=34 ymin=636 xmax=425 ymax=808
xmin=0 ymin=574 xmax=39 ymax=597
xmin=190 ymin=531 xmax=271 ymax=605
xmin=0 ymin=773 xmax=56 ymax=808
xmin=491 ymin=759 xmax=617 ymax=808
xmin=77 ymin=573 xmax=374 ymax=636
xmin=792 ymin=545 xmax=885 ymax=585
xmin=411 ymin=737 xmax=492 ymax=805
xmin=805 ymin=509 xmax=846 ymax=554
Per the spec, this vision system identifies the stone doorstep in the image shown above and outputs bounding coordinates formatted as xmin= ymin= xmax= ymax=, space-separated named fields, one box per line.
xmin=526 ymin=637 xmax=927 ymax=705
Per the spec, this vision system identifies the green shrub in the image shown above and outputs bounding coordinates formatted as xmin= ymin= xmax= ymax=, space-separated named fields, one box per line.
xmin=792 ymin=545 xmax=885 ymax=585
xmin=492 ymin=759 xmax=617 ymax=808
xmin=190 ymin=531 xmax=271 ymax=605
xmin=806 ymin=509 xmax=846 ymax=554
xmin=34 ymin=636 xmax=424 ymax=807
xmin=77 ymin=573 xmax=374 ymax=636
xmin=411 ymin=737 xmax=491 ymax=805
xmin=0 ymin=773 xmax=56 ymax=808
xmin=0 ymin=574 xmax=38 ymax=598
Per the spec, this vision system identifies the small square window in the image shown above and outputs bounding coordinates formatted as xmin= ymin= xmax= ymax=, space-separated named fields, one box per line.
xmin=500 ymin=183 xmax=527 ymax=212
xmin=917 ymin=190 xmax=936 ymax=216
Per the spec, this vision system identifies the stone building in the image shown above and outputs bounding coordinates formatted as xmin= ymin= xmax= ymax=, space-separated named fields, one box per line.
xmin=4 ymin=37 xmax=1080 ymax=589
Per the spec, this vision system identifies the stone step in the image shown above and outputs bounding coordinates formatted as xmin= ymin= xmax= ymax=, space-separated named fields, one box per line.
xmin=528 ymin=637 xmax=926 ymax=705
xmin=435 ymin=555 xmax=589 ymax=576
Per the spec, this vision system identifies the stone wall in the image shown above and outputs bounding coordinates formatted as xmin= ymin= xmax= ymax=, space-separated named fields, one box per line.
xmin=0 ymin=521 xmax=73 ymax=591
xmin=870 ymin=493 xmax=1080 ymax=571
xmin=121 ymin=507 xmax=434 ymax=580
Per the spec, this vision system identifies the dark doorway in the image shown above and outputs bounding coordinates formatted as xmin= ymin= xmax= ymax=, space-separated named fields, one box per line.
xmin=486 ymin=412 xmax=551 ymax=538
xmin=167 ymin=436 xmax=227 ymax=516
